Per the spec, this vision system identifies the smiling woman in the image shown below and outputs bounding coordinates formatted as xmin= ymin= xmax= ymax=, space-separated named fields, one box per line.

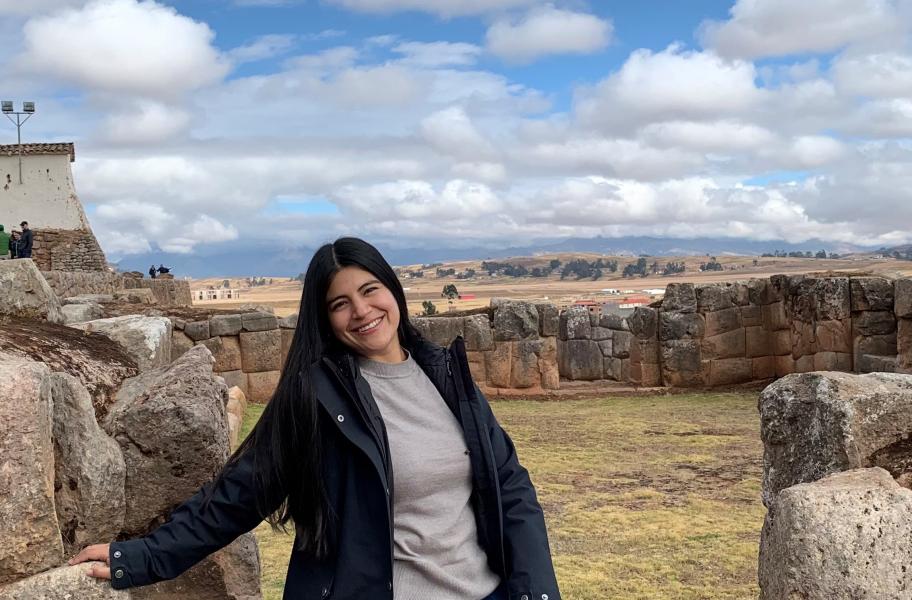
xmin=70 ymin=236 xmax=561 ymax=600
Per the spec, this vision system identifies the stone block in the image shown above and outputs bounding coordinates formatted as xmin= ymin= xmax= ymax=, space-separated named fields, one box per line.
xmin=533 ymin=302 xmax=559 ymax=337
xmin=612 ymin=330 xmax=632 ymax=358
xmin=815 ymin=319 xmax=852 ymax=353
xmin=241 ymin=311 xmax=279 ymax=332
xmin=590 ymin=326 xmax=612 ymax=341
xmin=740 ymin=304 xmax=763 ymax=328
xmin=194 ymin=336 xmax=222 ymax=360
xmin=0 ymin=360 xmax=64 ymax=584
xmin=813 ymin=351 xmax=852 ymax=371
xmin=758 ymin=371 xmax=912 ymax=508
xmin=209 ymin=314 xmax=243 ymax=337
xmin=630 ymin=338 xmax=659 ymax=364
xmin=220 ymin=370 xmax=248 ymax=398
xmin=790 ymin=321 xmax=815 ymax=359
xmin=541 ymin=365 xmax=560 ymax=390
xmin=660 ymin=340 xmax=704 ymax=386
xmin=0 ymin=259 xmax=63 ymax=323
xmin=658 ymin=312 xmax=705 ymax=341
xmin=696 ymin=283 xmax=734 ymax=312
xmin=857 ymin=354 xmax=897 ymax=373
xmin=759 ymin=468 xmax=912 ymax=600
xmin=896 ymin=278 xmax=912 ymax=318
xmin=701 ymin=329 xmax=746 ymax=360
xmin=745 ymin=326 xmax=770 ymax=358
xmin=604 ymin=357 xmax=630 ymax=382
xmin=213 ymin=335 xmax=242 ymax=373
xmin=171 ymin=330 xmax=194 ymax=362
xmin=794 ymin=354 xmax=815 ymax=373
xmin=631 ymin=362 xmax=662 ymax=387
xmin=854 ymin=333 xmax=898 ymax=359
xmin=60 ymin=302 xmax=104 ymax=325
xmin=493 ymin=301 xmax=538 ymax=342
xmin=484 ymin=343 xmax=512 ymax=388
xmin=247 ymin=370 xmax=281 ymax=403
xmin=597 ymin=339 xmax=613 ymax=357
xmin=559 ymin=306 xmax=591 ymax=340
xmin=814 ymin=277 xmax=851 ymax=321
xmin=557 ymin=339 xmax=602 ymax=381
xmin=588 ymin=312 xmax=599 ymax=327
xmin=900 ymin=319 xmax=912 ymax=370
xmin=464 ymin=314 xmax=494 ymax=351
xmin=415 ymin=316 xmax=464 ymax=347
xmin=748 ymin=277 xmax=781 ymax=305
xmin=704 ymin=307 xmax=742 ymax=337
xmin=662 ymin=283 xmax=696 ymax=313
xmin=709 ymin=358 xmax=752 ymax=386
xmin=510 ymin=340 xmax=542 ymax=388
xmin=73 ymin=315 xmax=172 ymax=372
xmin=762 ymin=301 xmax=788 ymax=331
xmin=771 ymin=329 xmax=791 ymax=356
xmin=627 ymin=306 xmax=657 ymax=339
xmin=0 ymin=562 xmax=125 ymax=599
xmin=281 ymin=329 xmax=294 ymax=366
xmin=599 ymin=313 xmax=628 ymax=331
xmin=850 ymin=277 xmax=895 ymax=312
xmin=774 ymin=355 xmax=795 ymax=377
xmin=853 ymin=310 xmax=897 ymax=336
xmin=240 ymin=330 xmax=282 ymax=373
xmin=752 ymin=356 xmax=775 ymax=380
xmin=184 ymin=320 xmax=210 ymax=342
xmin=279 ymin=313 xmax=298 ymax=329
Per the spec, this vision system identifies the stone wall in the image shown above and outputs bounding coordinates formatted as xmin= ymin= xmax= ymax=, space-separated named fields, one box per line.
xmin=556 ymin=306 xmax=633 ymax=382
xmin=170 ymin=312 xmax=295 ymax=403
xmin=123 ymin=277 xmax=192 ymax=307
xmin=412 ymin=300 xmax=560 ymax=392
xmin=31 ymin=228 xmax=107 ymax=272
xmin=41 ymin=271 xmax=192 ymax=308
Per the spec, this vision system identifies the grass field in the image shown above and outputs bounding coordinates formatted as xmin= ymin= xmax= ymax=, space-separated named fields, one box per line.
xmin=240 ymin=392 xmax=765 ymax=600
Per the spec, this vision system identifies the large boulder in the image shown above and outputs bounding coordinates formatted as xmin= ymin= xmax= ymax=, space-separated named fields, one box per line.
xmin=759 ymin=371 xmax=912 ymax=508
xmin=49 ymin=373 xmax=125 ymax=555
xmin=759 ymin=468 xmax=912 ymax=600
xmin=896 ymin=278 xmax=912 ymax=318
xmin=72 ymin=315 xmax=172 ymax=373
xmin=0 ymin=359 xmax=64 ymax=584
xmin=239 ymin=330 xmax=282 ymax=373
xmin=0 ymin=562 xmax=127 ymax=599
xmin=412 ymin=316 xmax=464 ymax=346
xmin=493 ymin=301 xmax=539 ymax=342
xmin=0 ymin=259 xmax=63 ymax=323
xmin=850 ymin=277 xmax=894 ymax=312
xmin=558 ymin=339 xmax=602 ymax=380
xmin=463 ymin=314 xmax=494 ymax=351
xmin=103 ymin=345 xmax=230 ymax=535
xmin=533 ymin=302 xmax=559 ymax=337
xmin=60 ymin=302 xmax=104 ymax=325
xmin=662 ymin=283 xmax=696 ymax=313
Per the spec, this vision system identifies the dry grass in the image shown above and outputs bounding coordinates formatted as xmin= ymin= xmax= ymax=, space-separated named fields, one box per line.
xmin=240 ymin=392 xmax=765 ymax=600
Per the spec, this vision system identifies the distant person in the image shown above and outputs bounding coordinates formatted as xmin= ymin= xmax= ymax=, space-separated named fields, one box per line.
xmin=0 ymin=225 xmax=9 ymax=260
xmin=18 ymin=221 xmax=33 ymax=259
xmin=148 ymin=265 xmax=157 ymax=279
xmin=9 ymin=230 xmax=21 ymax=259
xmin=157 ymin=264 xmax=171 ymax=274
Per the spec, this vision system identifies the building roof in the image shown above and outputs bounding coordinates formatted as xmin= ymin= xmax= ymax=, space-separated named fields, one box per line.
xmin=0 ymin=143 xmax=75 ymax=162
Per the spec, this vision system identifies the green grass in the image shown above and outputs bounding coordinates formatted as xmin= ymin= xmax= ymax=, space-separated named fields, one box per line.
xmin=240 ymin=392 xmax=764 ymax=600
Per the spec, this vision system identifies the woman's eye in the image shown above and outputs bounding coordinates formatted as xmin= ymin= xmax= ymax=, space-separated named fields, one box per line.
xmin=331 ymin=301 xmax=347 ymax=311
xmin=364 ymin=286 xmax=377 ymax=294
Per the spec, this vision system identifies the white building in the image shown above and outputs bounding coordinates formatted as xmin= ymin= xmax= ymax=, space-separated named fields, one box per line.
xmin=193 ymin=288 xmax=243 ymax=301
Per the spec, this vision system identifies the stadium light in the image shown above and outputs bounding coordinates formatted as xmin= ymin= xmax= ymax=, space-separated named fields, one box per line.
xmin=2 ymin=101 xmax=37 ymax=184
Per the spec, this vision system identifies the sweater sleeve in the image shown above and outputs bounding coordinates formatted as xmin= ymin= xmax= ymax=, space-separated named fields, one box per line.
xmin=108 ymin=447 xmax=284 ymax=589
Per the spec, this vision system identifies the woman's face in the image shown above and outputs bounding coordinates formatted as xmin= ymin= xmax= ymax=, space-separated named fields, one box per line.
xmin=325 ymin=266 xmax=404 ymax=363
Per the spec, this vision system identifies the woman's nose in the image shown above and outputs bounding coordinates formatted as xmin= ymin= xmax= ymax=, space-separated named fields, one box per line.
xmin=350 ymin=296 xmax=370 ymax=318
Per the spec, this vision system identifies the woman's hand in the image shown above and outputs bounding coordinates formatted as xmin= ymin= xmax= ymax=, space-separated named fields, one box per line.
xmin=68 ymin=543 xmax=111 ymax=579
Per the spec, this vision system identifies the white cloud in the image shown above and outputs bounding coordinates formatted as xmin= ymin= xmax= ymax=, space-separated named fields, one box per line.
xmin=332 ymin=179 xmax=503 ymax=220
xmin=576 ymin=45 xmax=762 ymax=133
xmin=19 ymin=0 xmax=228 ymax=99
xmin=832 ymin=51 xmax=912 ymax=98
xmin=641 ymin=120 xmax=777 ymax=153
xmin=100 ymin=100 xmax=192 ymax=144
xmin=701 ymin=0 xmax=904 ymax=59
xmin=325 ymin=0 xmax=541 ymax=17
xmin=229 ymin=34 xmax=297 ymax=64
xmin=392 ymin=41 xmax=482 ymax=68
xmin=420 ymin=106 xmax=498 ymax=160
xmin=0 ymin=0 xmax=89 ymax=15
xmin=486 ymin=5 xmax=612 ymax=63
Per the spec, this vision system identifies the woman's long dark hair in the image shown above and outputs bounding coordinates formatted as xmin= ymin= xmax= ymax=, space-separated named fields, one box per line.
xmin=228 ymin=237 xmax=421 ymax=557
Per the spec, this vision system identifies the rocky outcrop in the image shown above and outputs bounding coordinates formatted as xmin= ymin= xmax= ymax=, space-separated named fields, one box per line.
xmin=0 ymin=562 xmax=127 ymax=599
xmin=0 ymin=259 xmax=63 ymax=323
xmin=758 ymin=371 xmax=912 ymax=508
xmin=49 ymin=373 xmax=126 ymax=555
xmin=73 ymin=316 xmax=172 ymax=372
xmin=103 ymin=346 xmax=230 ymax=535
xmin=759 ymin=468 xmax=912 ymax=600
xmin=60 ymin=302 xmax=104 ymax=324
xmin=0 ymin=359 xmax=64 ymax=584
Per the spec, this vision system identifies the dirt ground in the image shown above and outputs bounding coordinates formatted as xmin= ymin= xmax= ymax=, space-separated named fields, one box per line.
xmin=191 ymin=254 xmax=912 ymax=317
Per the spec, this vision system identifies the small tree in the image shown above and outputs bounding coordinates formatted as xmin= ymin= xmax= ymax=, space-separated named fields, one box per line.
xmin=441 ymin=283 xmax=459 ymax=300
xmin=422 ymin=300 xmax=437 ymax=315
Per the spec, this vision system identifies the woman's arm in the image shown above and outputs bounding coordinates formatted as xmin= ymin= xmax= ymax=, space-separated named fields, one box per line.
xmin=72 ymin=445 xmax=284 ymax=589
xmin=477 ymin=385 xmax=562 ymax=600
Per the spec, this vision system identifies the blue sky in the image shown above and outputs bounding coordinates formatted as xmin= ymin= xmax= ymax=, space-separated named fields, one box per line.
xmin=2 ymin=0 xmax=912 ymax=268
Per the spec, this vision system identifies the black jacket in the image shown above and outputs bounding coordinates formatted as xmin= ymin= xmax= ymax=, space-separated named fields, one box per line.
xmin=109 ymin=337 xmax=561 ymax=600
xmin=19 ymin=229 xmax=32 ymax=257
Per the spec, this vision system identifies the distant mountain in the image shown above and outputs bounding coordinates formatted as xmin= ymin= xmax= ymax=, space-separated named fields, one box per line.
xmin=114 ymin=236 xmax=875 ymax=278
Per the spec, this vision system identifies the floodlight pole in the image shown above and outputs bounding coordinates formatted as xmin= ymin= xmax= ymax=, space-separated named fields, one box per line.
xmin=3 ymin=104 xmax=35 ymax=184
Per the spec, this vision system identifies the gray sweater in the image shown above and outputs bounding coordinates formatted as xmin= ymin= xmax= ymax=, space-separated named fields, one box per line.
xmin=359 ymin=353 xmax=501 ymax=600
